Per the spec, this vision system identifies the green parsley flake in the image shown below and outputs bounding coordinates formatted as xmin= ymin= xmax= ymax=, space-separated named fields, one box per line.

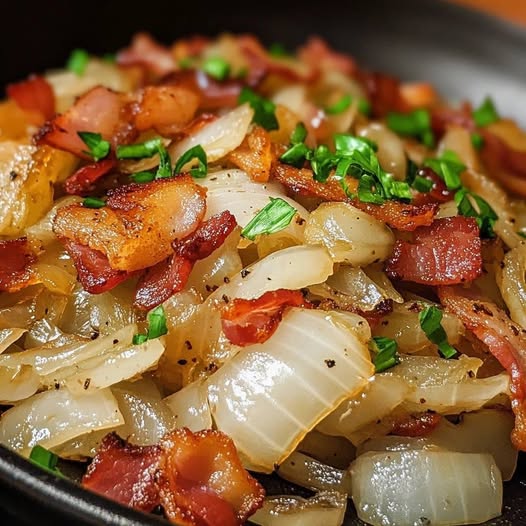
xmin=238 ymin=87 xmax=279 ymax=131
xmin=147 ymin=305 xmax=168 ymax=340
xmin=386 ymin=109 xmax=435 ymax=147
xmin=117 ymin=138 xmax=172 ymax=180
xmin=202 ymin=57 xmax=230 ymax=81
xmin=471 ymin=132 xmax=485 ymax=150
xmin=424 ymin=150 xmax=465 ymax=191
xmin=77 ymin=131 xmax=111 ymax=162
xmin=473 ymin=97 xmax=499 ymax=127
xmin=241 ymin=197 xmax=297 ymax=241
xmin=173 ymin=145 xmax=207 ymax=178
xmin=29 ymin=445 xmax=65 ymax=478
xmin=325 ymin=94 xmax=371 ymax=116
xmin=454 ymin=187 xmax=498 ymax=238
xmin=67 ymin=49 xmax=89 ymax=76
xmin=419 ymin=306 xmax=457 ymax=359
xmin=82 ymin=196 xmax=106 ymax=209
xmin=132 ymin=334 xmax=148 ymax=345
xmin=371 ymin=337 xmax=400 ymax=373
xmin=412 ymin=175 xmax=434 ymax=193
xmin=130 ymin=172 xmax=156 ymax=184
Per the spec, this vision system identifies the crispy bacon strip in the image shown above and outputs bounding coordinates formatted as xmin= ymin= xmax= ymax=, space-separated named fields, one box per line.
xmin=82 ymin=429 xmax=265 ymax=526
xmin=298 ymin=36 xmax=357 ymax=76
xmin=159 ymin=428 xmax=265 ymax=526
xmin=0 ymin=238 xmax=37 ymax=292
xmin=221 ymin=289 xmax=309 ymax=347
xmin=391 ymin=412 xmax=442 ymax=437
xmin=356 ymin=71 xmax=408 ymax=118
xmin=134 ymin=211 xmax=237 ymax=310
xmin=35 ymin=86 xmax=135 ymax=159
xmin=63 ymin=159 xmax=116 ymax=196
xmin=117 ymin=32 xmax=176 ymax=77
xmin=385 ymin=216 xmax=482 ymax=285
xmin=54 ymin=176 xmax=207 ymax=272
xmin=82 ymin=433 xmax=161 ymax=512
xmin=228 ymin=126 xmax=273 ymax=182
xmin=6 ymin=75 xmax=55 ymax=122
xmin=438 ymin=285 xmax=526 ymax=450
xmin=272 ymin=163 xmax=438 ymax=231
xmin=63 ymin=240 xmax=131 ymax=294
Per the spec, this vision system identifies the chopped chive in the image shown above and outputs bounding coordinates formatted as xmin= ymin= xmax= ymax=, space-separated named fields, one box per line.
xmin=173 ymin=144 xmax=207 ymax=178
xmin=473 ymin=97 xmax=499 ymax=127
xmin=371 ymin=337 xmax=400 ymax=373
xmin=412 ymin=175 xmax=434 ymax=193
xmin=147 ymin=305 xmax=168 ymax=340
xmin=290 ymin=122 xmax=308 ymax=144
xmin=82 ymin=196 xmax=106 ymax=209
xmin=67 ymin=48 xmax=89 ymax=76
xmin=238 ymin=87 xmax=279 ymax=131
xmin=129 ymin=171 xmax=156 ymax=184
xmin=77 ymin=131 xmax=110 ymax=162
xmin=29 ymin=445 xmax=65 ymax=478
xmin=419 ymin=306 xmax=457 ymax=359
xmin=132 ymin=334 xmax=148 ymax=345
xmin=386 ymin=108 xmax=434 ymax=147
xmin=116 ymin=138 xmax=162 ymax=160
xmin=241 ymin=197 xmax=297 ymax=241
xmin=202 ymin=57 xmax=230 ymax=81
xmin=325 ymin=94 xmax=352 ymax=115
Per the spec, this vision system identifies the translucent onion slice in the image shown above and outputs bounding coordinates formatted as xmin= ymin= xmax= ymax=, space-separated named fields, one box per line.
xmin=212 ymin=245 xmax=334 ymax=302
xmin=163 ymin=379 xmax=212 ymax=432
xmin=351 ymin=450 xmax=502 ymax=526
xmin=0 ymin=387 xmax=123 ymax=456
xmin=303 ymin=202 xmax=394 ymax=266
xmin=297 ymin=430 xmax=356 ymax=470
xmin=0 ymin=365 xmax=40 ymax=403
xmin=170 ymin=103 xmax=253 ymax=166
xmin=250 ymin=492 xmax=347 ymax=526
xmin=317 ymin=375 xmax=409 ymax=444
xmin=496 ymin=243 xmax=526 ymax=328
xmin=277 ymin=451 xmax=352 ymax=494
xmin=0 ymin=328 xmax=25 ymax=353
xmin=206 ymin=308 xmax=373 ymax=472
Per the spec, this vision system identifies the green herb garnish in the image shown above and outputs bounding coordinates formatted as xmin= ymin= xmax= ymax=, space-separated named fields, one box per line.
xmin=325 ymin=94 xmax=371 ymax=116
xmin=473 ymin=97 xmax=499 ymax=127
xmin=419 ymin=306 xmax=457 ymax=359
xmin=371 ymin=337 xmax=400 ymax=373
xmin=241 ymin=197 xmax=297 ymax=241
xmin=147 ymin=305 xmax=168 ymax=339
xmin=132 ymin=334 xmax=148 ymax=345
xmin=386 ymin=108 xmax=435 ymax=147
xmin=412 ymin=175 xmax=434 ymax=193
xmin=173 ymin=145 xmax=207 ymax=178
xmin=77 ymin=131 xmax=111 ymax=162
xmin=117 ymin=138 xmax=171 ymax=180
xmin=238 ymin=87 xmax=279 ymax=131
xmin=67 ymin=48 xmax=89 ymax=76
xmin=82 ymin=196 xmax=106 ymax=209
xmin=268 ymin=42 xmax=289 ymax=57
xmin=129 ymin=171 xmax=156 ymax=184
xmin=202 ymin=57 xmax=230 ymax=81
xmin=29 ymin=445 xmax=65 ymax=478
xmin=455 ymin=187 xmax=498 ymax=238
xmin=471 ymin=132 xmax=485 ymax=150
xmin=424 ymin=150 xmax=465 ymax=191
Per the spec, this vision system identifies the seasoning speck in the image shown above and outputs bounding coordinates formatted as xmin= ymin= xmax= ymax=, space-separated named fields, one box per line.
xmin=324 ymin=359 xmax=336 ymax=368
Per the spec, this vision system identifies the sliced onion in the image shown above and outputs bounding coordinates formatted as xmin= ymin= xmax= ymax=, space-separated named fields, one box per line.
xmin=317 ymin=375 xmax=409 ymax=444
xmin=496 ymin=243 xmax=526 ymax=328
xmin=212 ymin=245 xmax=334 ymax=302
xmin=0 ymin=365 xmax=40 ymax=403
xmin=351 ymin=450 xmax=502 ymax=526
xmin=0 ymin=328 xmax=25 ymax=353
xmin=304 ymin=202 xmax=394 ymax=265
xmin=438 ymin=125 xmax=481 ymax=171
xmin=170 ymin=103 xmax=253 ymax=166
xmin=277 ymin=451 xmax=352 ymax=494
xmin=163 ymin=379 xmax=212 ymax=431
xmin=206 ymin=308 xmax=373 ymax=472
xmin=372 ymin=300 xmax=463 ymax=354
xmin=0 ymin=387 xmax=123 ymax=455
xmin=297 ymin=430 xmax=356 ymax=469
xmin=250 ymin=492 xmax=347 ymax=526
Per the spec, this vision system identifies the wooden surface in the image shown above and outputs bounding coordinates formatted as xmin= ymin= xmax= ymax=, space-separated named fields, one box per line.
xmin=450 ymin=0 xmax=526 ymax=25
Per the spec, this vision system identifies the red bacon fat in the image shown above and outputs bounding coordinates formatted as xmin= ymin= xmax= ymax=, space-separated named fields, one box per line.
xmin=0 ymin=238 xmax=37 ymax=292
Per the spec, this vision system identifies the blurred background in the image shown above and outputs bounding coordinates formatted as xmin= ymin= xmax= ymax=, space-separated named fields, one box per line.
xmin=1 ymin=0 xmax=525 ymax=119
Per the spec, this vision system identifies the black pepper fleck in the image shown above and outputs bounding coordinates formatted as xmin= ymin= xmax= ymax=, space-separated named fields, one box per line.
xmin=325 ymin=359 xmax=336 ymax=368
xmin=84 ymin=378 xmax=91 ymax=390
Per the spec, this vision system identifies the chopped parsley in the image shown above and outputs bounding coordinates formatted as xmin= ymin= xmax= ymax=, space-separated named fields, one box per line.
xmin=423 ymin=150 xmax=465 ymax=191
xmin=238 ymin=87 xmax=279 ymax=131
xmin=386 ymin=108 xmax=435 ymax=148
xmin=129 ymin=171 xmax=156 ymax=184
xmin=133 ymin=305 xmax=168 ymax=344
xmin=325 ymin=94 xmax=371 ymax=116
xmin=202 ymin=57 xmax=230 ymax=81
xmin=268 ymin=42 xmax=289 ymax=57
xmin=473 ymin=97 xmax=499 ymax=127
xmin=471 ymin=132 xmax=485 ymax=150
xmin=77 ymin=131 xmax=110 ymax=162
xmin=279 ymin=122 xmax=310 ymax=167
xmin=455 ymin=187 xmax=498 ymax=238
xmin=132 ymin=333 xmax=148 ymax=345
xmin=117 ymin=138 xmax=171 ymax=180
xmin=419 ymin=306 xmax=457 ymax=359
xmin=29 ymin=445 xmax=65 ymax=478
xmin=371 ymin=337 xmax=400 ymax=373
xmin=173 ymin=144 xmax=208 ymax=178
xmin=66 ymin=48 xmax=89 ymax=76
xmin=412 ymin=175 xmax=434 ymax=193
xmin=82 ymin=196 xmax=106 ymax=209
xmin=241 ymin=197 xmax=297 ymax=240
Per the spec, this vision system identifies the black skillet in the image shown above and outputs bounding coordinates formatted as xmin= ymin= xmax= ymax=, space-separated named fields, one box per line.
xmin=0 ymin=0 xmax=525 ymax=524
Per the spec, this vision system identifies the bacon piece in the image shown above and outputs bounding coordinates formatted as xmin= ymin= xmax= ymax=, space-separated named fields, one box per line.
xmin=298 ymin=36 xmax=357 ymax=76
xmin=63 ymin=159 xmax=116 ymax=196
xmin=162 ymin=70 xmax=242 ymax=111
xmin=221 ymin=289 xmax=309 ymax=347
xmin=35 ymin=86 xmax=135 ymax=159
xmin=356 ymin=71 xmax=408 ymax=118
xmin=63 ymin=240 xmax=131 ymax=294
xmin=82 ymin=433 xmax=161 ymax=512
xmin=82 ymin=429 xmax=265 ymax=526
xmin=385 ymin=216 xmax=482 ymax=285
xmin=430 ymin=103 xmax=474 ymax=137
xmin=272 ymin=163 xmax=438 ymax=231
xmin=228 ymin=126 xmax=273 ymax=182
xmin=438 ymin=285 xmax=526 ymax=450
xmin=171 ymin=35 xmax=210 ymax=62
xmin=6 ymin=75 xmax=55 ymax=122
xmin=117 ymin=32 xmax=176 ymax=77
xmin=0 ymin=238 xmax=36 ymax=292
xmin=399 ymin=82 xmax=438 ymax=109
xmin=134 ymin=211 xmax=237 ymax=310
xmin=391 ymin=412 xmax=442 ymax=437
xmin=54 ymin=176 xmax=207 ymax=272
xmin=410 ymin=167 xmax=453 ymax=206
xmin=158 ymin=428 xmax=265 ymax=526
xmin=479 ymin=130 xmax=526 ymax=198
xmin=133 ymin=85 xmax=200 ymax=134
